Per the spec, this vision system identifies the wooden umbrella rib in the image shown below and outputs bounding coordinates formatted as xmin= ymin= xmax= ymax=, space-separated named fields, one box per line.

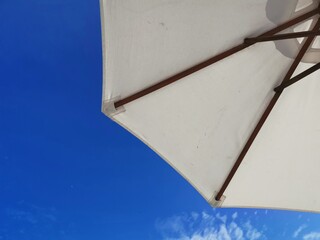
xmin=274 ymin=62 xmax=320 ymax=92
xmin=245 ymin=30 xmax=320 ymax=44
xmin=215 ymin=17 xmax=320 ymax=202
xmin=114 ymin=8 xmax=319 ymax=108
xmin=115 ymin=44 xmax=248 ymax=108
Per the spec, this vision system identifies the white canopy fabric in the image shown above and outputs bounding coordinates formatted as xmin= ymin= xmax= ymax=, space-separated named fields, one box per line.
xmin=100 ymin=0 xmax=320 ymax=212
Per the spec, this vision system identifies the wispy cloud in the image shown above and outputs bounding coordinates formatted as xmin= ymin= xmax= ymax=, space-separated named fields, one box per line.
xmin=1 ymin=202 xmax=64 ymax=240
xmin=6 ymin=203 xmax=57 ymax=224
xmin=232 ymin=212 xmax=238 ymax=220
xmin=156 ymin=211 xmax=265 ymax=240
xmin=293 ymin=224 xmax=307 ymax=238
xmin=303 ymin=232 xmax=320 ymax=240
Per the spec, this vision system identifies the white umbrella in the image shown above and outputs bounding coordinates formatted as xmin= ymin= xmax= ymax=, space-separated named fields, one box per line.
xmin=100 ymin=0 xmax=320 ymax=212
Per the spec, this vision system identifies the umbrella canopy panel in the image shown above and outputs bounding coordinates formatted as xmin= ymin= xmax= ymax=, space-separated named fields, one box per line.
xmin=224 ymin=62 xmax=320 ymax=212
xmin=101 ymin=0 xmax=320 ymax=212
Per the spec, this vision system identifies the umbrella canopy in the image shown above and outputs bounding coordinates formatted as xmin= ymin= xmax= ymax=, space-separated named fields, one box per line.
xmin=100 ymin=0 xmax=320 ymax=212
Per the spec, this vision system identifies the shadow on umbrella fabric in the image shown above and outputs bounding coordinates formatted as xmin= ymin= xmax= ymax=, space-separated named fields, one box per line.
xmin=267 ymin=0 xmax=320 ymax=62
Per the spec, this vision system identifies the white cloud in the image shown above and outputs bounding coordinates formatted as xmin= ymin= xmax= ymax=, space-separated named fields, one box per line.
xmin=216 ymin=213 xmax=227 ymax=224
xmin=191 ymin=212 xmax=199 ymax=221
xmin=293 ymin=225 xmax=307 ymax=238
xmin=232 ymin=212 xmax=238 ymax=220
xmin=303 ymin=232 xmax=320 ymax=240
xmin=202 ymin=212 xmax=213 ymax=221
xmin=244 ymin=221 xmax=262 ymax=240
xmin=156 ymin=211 xmax=264 ymax=240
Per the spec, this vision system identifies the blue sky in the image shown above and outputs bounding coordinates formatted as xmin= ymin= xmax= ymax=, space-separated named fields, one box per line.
xmin=1 ymin=0 xmax=320 ymax=239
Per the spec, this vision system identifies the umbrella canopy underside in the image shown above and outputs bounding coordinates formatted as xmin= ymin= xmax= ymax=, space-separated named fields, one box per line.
xmin=101 ymin=0 xmax=320 ymax=212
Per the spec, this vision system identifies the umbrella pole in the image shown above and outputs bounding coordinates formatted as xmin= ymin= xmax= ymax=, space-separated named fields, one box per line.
xmin=215 ymin=17 xmax=320 ymax=202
